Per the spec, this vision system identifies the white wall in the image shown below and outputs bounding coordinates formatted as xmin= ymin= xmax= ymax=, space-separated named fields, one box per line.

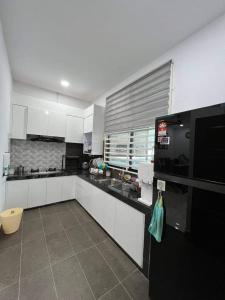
xmin=95 ymin=14 xmax=225 ymax=114
xmin=0 ymin=20 xmax=12 ymax=211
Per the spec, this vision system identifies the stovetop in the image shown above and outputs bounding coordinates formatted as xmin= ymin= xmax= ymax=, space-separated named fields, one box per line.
xmin=30 ymin=168 xmax=60 ymax=174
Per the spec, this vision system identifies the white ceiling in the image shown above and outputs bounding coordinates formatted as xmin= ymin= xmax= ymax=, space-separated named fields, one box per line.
xmin=1 ymin=0 xmax=225 ymax=102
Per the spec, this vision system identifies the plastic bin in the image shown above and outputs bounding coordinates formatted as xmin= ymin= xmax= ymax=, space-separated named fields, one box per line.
xmin=0 ymin=208 xmax=23 ymax=234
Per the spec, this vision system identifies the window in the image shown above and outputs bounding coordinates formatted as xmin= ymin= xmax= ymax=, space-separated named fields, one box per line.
xmin=104 ymin=128 xmax=155 ymax=171
xmin=104 ymin=61 xmax=172 ymax=171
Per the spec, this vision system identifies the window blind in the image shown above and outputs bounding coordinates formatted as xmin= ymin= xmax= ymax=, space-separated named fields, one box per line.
xmin=105 ymin=61 xmax=172 ymax=133
xmin=104 ymin=128 xmax=155 ymax=170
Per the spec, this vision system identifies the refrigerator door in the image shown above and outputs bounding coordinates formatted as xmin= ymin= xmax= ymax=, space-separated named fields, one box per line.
xmin=154 ymin=111 xmax=191 ymax=177
xmin=149 ymin=179 xmax=225 ymax=300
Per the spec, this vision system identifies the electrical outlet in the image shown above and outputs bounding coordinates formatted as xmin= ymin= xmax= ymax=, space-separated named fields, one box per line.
xmin=157 ymin=179 xmax=166 ymax=191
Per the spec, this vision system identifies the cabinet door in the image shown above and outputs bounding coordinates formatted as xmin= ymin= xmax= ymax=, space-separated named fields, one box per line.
xmin=62 ymin=176 xmax=76 ymax=201
xmin=65 ymin=116 xmax=83 ymax=143
xmin=48 ymin=111 xmax=66 ymax=137
xmin=114 ymin=201 xmax=145 ymax=267
xmin=75 ymin=177 xmax=86 ymax=207
xmin=28 ymin=179 xmax=46 ymax=208
xmin=46 ymin=177 xmax=62 ymax=204
xmin=11 ymin=105 xmax=27 ymax=139
xmin=84 ymin=115 xmax=93 ymax=133
xmin=97 ymin=192 xmax=116 ymax=237
xmin=27 ymin=107 xmax=48 ymax=135
xmin=6 ymin=180 xmax=29 ymax=209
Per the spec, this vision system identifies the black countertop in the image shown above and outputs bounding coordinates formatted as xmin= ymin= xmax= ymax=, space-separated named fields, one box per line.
xmin=77 ymin=173 xmax=151 ymax=214
xmin=6 ymin=170 xmax=80 ymax=181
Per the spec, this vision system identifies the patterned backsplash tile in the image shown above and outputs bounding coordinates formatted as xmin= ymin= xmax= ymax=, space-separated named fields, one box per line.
xmin=10 ymin=139 xmax=66 ymax=171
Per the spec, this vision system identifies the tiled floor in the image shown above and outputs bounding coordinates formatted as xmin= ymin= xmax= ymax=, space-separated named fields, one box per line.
xmin=0 ymin=200 xmax=149 ymax=300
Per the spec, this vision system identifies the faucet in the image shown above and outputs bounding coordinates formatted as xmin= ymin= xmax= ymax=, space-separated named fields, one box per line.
xmin=119 ymin=170 xmax=124 ymax=181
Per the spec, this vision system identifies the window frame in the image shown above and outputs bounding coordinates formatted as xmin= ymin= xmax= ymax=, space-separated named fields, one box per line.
xmin=104 ymin=128 xmax=155 ymax=173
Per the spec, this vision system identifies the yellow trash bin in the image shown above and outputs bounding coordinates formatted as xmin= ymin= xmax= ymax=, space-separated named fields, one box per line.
xmin=0 ymin=208 xmax=23 ymax=234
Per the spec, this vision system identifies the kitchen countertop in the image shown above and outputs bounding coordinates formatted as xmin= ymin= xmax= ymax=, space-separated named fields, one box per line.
xmin=6 ymin=170 xmax=80 ymax=181
xmin=77 ymin=173 xmax=151 ymax=214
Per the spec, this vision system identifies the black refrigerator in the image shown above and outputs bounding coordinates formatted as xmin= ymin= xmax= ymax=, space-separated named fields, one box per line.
xmin=149 ymin=103 xmax=225 ymax=300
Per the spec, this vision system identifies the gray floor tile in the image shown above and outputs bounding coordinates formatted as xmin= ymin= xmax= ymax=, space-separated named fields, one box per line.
xmin=0 ymin=245 xmax=21 ymax=290
xmin=40 ymin=204 xmax=59 ymax=217
xmin=66 ymin=224 xmax=94 ymax=253
xmin=97 ymin=239 xmax=136 ymax=280
xmin=84 ymin=221 xmax=108 ymax=244
xmin=22 ymin=218 xmax=44 ymax=243
xmin=57 ymin=210 xmax=79 ymax=230
xmin=78 ymin=247 xmax=118 ymax=299
xmin=122 ymin=269 xmax=149 ymax=300
xmin=52 ymin=255 xmax=94 ymax=300
xmin=0 ymin=282 xmax=18 ymax=300
xmin=20 ymin=267 xmax=57 ymax=300
xmin=75 ymin=208 xmax=94 ymax=224
xmin=23 ymin=208 xmax=40 ymax=223
xmin=46 ymin=231 xmax=74 ymax=264
xmin=100 ymin=284 xmax=130 ymax=300
xmin=0 ymin=228 xmax=21 ymax=252
xmin=54 ymin=201 xmax=72 ymax=212
xmin=21 ymin=237 xmax=49 ymax=278
xmin=42 ymin=214 xmax=63 ymax=235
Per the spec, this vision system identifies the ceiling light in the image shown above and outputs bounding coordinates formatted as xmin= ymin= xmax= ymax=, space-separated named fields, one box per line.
xmin=60 ymin=80 xmax=70 ymax=87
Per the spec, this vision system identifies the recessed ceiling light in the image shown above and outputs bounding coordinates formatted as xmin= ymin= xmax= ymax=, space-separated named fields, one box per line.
xmin=60 ymin=80 xmax=70 ymax=87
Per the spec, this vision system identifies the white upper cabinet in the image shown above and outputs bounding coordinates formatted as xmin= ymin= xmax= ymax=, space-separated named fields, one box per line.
xmin=83 ymin=104 xmax=104 ymax=155
xmin=27 ymin=107 xmax=66 ymax=137
xmin=48 ymin=111 xmax=66 ymax=137
xmin=27 ymin=107 xmax=48 ymax=136
xmin=84 ymin=115 xmax=93 ymax=133
xmin=66 ymin=115 xmax=83 ymax=143
xmin=11 ymin=104 xmax=27 ymax=139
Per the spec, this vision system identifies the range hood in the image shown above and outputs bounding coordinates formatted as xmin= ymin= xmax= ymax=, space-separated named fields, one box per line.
xmin=27 ymin=134 xmax=65 ymax=143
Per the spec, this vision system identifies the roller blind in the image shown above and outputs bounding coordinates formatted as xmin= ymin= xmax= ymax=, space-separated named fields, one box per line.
xmin=105 ymin=61 xmax=172 ymax=133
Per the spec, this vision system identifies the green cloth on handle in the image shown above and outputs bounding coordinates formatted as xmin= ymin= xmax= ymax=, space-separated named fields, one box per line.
xmin=148 ymin=195 xmax=164 ymax=242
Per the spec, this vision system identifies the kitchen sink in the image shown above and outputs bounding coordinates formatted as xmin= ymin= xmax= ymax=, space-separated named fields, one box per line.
xmin=91 ymin=176 xmax=133 ymax=192
xmin=92 ymin=177 xmax=121 ymax=185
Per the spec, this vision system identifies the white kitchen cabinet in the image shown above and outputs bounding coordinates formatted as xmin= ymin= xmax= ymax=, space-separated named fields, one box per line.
xmin=95 ymin=191 xmax=116 ymax=237
xmin=75 ymin=177 xmax=145 ymax=267
xmin=114 ymin=200 xmax=145 ymax=267
xmin=46 ymin=177 xmax=62 ymax=204
xmin=27 ymin=107 xmax=48 ymax=136
xmin=28 ymin=179 xmax=46 ymax=208
xmin=84 ymin=115 xmax=93 ymax=133
xmin=83 ymin=104 xmax=104 ymax=155
xmin=6 ymin=180 xmax=29 ymax=209
xmin=48 ymin=111 xmax=66 ymax=137
xmin=62 ymin=176 xmax=76 ymax=201
xmin=66 ymin=115 xmax=83 ymax=143
xmin=11 ymin=105 xmax=27 ymax=139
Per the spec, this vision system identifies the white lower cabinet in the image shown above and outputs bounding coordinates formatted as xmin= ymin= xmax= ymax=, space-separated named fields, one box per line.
xmin=75 ymin=177 xmax=145 ymax=267
xmin=28 ymin=179 xmax=46 ymax=208
xmin=6 ymin=180 xmax=29 ymax=209
xmin=114 ymin=201 xmax=145 ymax=267
xmin=6 ymin=175 xmax=77 ymax=209
xmin=62 ymin=176 xmax=76 ymax=201
xmin=46 ymin=177 xmax=62 ymax=204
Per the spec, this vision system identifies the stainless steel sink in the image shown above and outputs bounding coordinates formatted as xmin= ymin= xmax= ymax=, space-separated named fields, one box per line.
xmin=93 ymin=178 xmax=111 ymax=183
